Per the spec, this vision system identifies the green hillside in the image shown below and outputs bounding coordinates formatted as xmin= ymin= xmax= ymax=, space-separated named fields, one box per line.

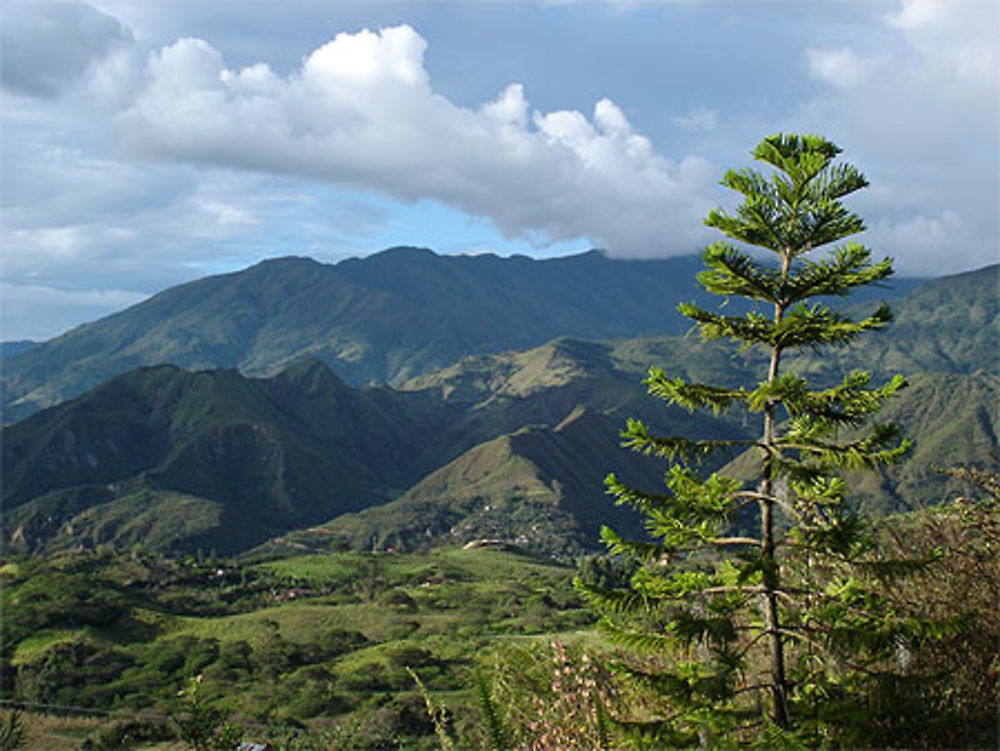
xmin=849 ymin=370 xmax=999 ymax=513
xmin=3 ymin=330 xmax=768 ymax=557
xmin=782 ymin=263 xmax=999 ymax=382
xmin=4 ymin=340 xmax=996 ymax=558
xmin=259 ymin=408 xmax=676 ymax=557
xmin=0 ymin=545 xmax=600 ymax=749
xmin=1 ymin=364 xmax=415 ymax=555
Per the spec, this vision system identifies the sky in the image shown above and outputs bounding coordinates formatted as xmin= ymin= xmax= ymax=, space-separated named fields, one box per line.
xmin=1 ymin=0 xmax=997 ymax=341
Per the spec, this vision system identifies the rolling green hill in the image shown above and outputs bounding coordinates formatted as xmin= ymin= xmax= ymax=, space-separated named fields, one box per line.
xmin=258 ymin=406 xmax=720 ymax=557
xmin=781 ymin=263 xmax=999 ymax=383
xmin=1 ymin=362 xmax=427 ymax=555
xmin=1 ymin=333 xmax=759 ymax=557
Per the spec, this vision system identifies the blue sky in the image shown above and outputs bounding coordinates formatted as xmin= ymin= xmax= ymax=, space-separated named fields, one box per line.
xmin=2 ymin=0 xmax=997 ymax=340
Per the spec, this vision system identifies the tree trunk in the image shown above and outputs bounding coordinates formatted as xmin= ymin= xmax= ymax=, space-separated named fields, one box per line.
xmin=760 ymin=493 xmax=789 ymax=727
xmin=760 ymin=253 xmax=791 ymax=728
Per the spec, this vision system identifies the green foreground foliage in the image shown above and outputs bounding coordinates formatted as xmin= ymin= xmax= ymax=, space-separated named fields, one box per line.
xmin=0 ymin=545 xmax=598 ymax=749
xmin=577 ymin=133 xmax=995 ymax=748
xmin=2 ymin=483 xmax=997 ymax=750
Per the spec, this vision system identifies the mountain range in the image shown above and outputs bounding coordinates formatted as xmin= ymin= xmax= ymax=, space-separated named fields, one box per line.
xmin=1 ymin=340 xmax=707 ymax=556
xmin=0 ymin=249 xmax=995 ymax=557
xmin=0 ymin=247 xmax=922 ymax=423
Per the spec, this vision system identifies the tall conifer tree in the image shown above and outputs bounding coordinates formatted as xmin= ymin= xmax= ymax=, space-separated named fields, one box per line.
xmin=581 ymin=133 xmax=913 ymax=745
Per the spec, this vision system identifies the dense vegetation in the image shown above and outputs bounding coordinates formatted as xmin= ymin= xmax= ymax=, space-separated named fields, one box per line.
xmin=4 ymin=307 xmax=996 ymax=559
xmin=2 ymin=482 xmax=997 ymax=749
xmin=0 ymin=545 xmax=602 ymax=749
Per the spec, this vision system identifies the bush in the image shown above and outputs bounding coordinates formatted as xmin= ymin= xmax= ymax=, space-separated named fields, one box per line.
xmin=319 ymin=628 xmax=370 ymax=658
xmin=378 ymin=589 xmax=418 ymax=611
xmin=336 ymin=661 xmax=392 ymax=693
xmin=87 ymin=716 xmax=172 ymax=749
xmin=367 ymin=693 xmax=435 ymax=738
xmin=385 ymin=646 xmax=435 ymax=670
xmin=16 ymin=638 xmax=134 ymax=709
xmin=2 ymin=572 xmax=127 ymax=641
xmin=873 ymin=487 xmax=1000 ymax=748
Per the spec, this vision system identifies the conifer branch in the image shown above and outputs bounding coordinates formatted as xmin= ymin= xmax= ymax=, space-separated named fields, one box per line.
xmin=618 ymin=420 xmax=758 ymax=460
xmin=644 ymin=369 xmax=746 ymax=414
xmin=697 ymin=243 xmax=781 ymax=301
xmin=783 ymin=244 xmax=893 ymax=302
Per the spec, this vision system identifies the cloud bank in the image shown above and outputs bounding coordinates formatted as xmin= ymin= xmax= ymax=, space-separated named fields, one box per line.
xmin=798 ymin=0 xmax=998 ymax=276
xmin=0 ymin=1 xmax=132 ymax=97
xmin=115 ymin=25 xmax=714 ymax=257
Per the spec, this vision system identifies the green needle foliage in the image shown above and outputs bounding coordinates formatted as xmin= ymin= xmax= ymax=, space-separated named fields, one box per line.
xmin=579 ymin=134 xmax=928 ymax=747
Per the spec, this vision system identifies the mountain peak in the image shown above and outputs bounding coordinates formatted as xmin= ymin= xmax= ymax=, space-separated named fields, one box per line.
xmin=250 ymin=255 xmax=325 ymax=270
xmin=367 ymin=246 xmax=438 ymax=260
xmin=270 ymin=357 xmax=351 ymax=395
xmin=2 ymin=246 xmax=937 ymax=422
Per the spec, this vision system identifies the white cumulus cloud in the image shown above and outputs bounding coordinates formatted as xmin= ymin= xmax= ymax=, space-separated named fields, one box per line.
xmin=115 ymin=25 xmax=714 ymax=257
xmin=793 ymin=0 xmax=998 ymax=274
xmin=673 ymin=106 xmax=719 ymax=132
xmin=807 ymin=48 xmax=874 ymax=89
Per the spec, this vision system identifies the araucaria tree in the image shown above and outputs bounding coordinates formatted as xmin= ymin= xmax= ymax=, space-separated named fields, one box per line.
xmin=580 ymin=134 xmax=917 ymax=746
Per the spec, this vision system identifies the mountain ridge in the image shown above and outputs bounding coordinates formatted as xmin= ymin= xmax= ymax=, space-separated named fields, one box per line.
xmin=1 ymin=247 xmax=926 ymax=422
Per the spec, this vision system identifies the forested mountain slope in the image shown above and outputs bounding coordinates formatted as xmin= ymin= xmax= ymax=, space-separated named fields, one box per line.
xmin=1 ymin=361 xmax=442 ymax=554
xmin=1 ymin=249 xmax=710 ymax=421
xmin=1 ymin=334 xmax=764 ymax=556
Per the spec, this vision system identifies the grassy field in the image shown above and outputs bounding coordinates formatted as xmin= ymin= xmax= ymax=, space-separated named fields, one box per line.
xmin=1 ymin=545 xmax=604 ymax=749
